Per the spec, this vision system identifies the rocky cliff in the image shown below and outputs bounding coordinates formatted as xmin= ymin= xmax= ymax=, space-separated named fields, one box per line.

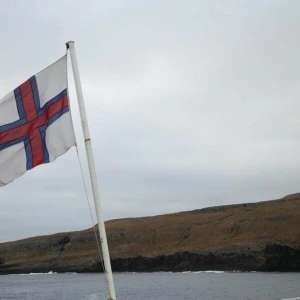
xmin=0 ymin=193 xmax=300 ymax=274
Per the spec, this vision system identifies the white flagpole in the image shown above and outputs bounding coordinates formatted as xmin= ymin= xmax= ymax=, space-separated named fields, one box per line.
xmin=66 ymin=41 xmax=117 ymax=300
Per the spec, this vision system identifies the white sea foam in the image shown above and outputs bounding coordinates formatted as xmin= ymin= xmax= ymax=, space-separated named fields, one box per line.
xmin=17 ymin=271 xmax=57 ymax=276
xmin=14 ymin=271 xmax=79 ymax=276
xmin=192 ymin=270 xmax=225 ymax=274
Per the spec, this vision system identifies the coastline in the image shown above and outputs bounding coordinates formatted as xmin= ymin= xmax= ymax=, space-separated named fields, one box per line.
xmin=1 ymin=193 xmax=300 ymax=275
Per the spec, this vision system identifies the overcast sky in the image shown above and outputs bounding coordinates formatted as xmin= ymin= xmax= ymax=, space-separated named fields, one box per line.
xmin=1 ymin=0 xmax=300 ymax=243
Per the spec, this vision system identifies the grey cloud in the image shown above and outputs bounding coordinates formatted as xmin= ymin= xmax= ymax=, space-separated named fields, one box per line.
xmin=1 ymin=0 xmax=300 ymax=242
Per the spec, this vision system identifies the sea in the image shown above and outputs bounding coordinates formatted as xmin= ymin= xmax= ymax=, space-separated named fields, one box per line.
xmin=0 ymin=271 xmax=299 ymax=300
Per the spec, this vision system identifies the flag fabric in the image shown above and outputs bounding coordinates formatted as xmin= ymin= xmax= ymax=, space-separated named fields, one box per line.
xmin=0 ymin=55 xmax=76 ymax=186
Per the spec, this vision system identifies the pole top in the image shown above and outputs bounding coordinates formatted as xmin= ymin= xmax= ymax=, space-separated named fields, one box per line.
xmin=65 ymin=41 xmax=75 ymax=49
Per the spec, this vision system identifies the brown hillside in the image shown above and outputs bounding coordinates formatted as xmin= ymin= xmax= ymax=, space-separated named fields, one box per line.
xmin=0 ymin=193 xmax=299 ymax=273
xmin=106 ymin=193 xmax=300 ymax=258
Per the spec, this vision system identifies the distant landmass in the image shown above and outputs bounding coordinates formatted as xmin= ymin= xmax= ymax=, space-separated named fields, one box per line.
xmin=0 ymin=193 xmax=299 ymax=274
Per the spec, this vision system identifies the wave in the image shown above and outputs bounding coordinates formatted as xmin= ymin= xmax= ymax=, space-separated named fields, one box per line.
xmin=171 ymin=270 xmax=225 ymax=274
xmin=18 ymin=271 xmax=58 ymax=275
xmin=167 ymin=270 xmax=225 ymax=274
xmin=13 ymin=271 xmax=78 ymax=276
xmin=192 ymin=270 xmax=225 ymax=274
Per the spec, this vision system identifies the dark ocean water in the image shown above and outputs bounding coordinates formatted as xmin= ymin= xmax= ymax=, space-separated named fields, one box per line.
xmin=0 ymin=271 xmax=299 ymax=300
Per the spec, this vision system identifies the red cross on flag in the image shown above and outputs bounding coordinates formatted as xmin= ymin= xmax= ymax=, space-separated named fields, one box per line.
xmin=0 ymin=55 xmax=76 ymax=186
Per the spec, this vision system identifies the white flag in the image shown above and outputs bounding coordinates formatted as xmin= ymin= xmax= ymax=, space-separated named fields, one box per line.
xmin=0 ymin=55 xmax=76 ymax=186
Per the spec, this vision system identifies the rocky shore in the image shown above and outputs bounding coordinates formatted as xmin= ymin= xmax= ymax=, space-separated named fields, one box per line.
xmin=0 ymin=193 xmax=299 ymax=274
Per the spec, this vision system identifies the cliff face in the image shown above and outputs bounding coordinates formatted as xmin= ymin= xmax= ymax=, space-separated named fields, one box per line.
xmin=0 ymin=193 xmax=300 ymax=274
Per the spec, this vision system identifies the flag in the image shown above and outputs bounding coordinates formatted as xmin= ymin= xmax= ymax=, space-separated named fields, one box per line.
xmin=0 ymin=55 xmax=76 ymax=186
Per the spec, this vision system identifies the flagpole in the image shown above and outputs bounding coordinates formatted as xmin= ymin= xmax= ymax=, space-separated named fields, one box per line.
xmin=66 ymin=41 xmax=117 ymax=300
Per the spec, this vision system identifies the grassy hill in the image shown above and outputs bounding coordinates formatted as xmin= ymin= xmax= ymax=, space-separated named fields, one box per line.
xmin=0 ymin=193 xmax=299 ymax=273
